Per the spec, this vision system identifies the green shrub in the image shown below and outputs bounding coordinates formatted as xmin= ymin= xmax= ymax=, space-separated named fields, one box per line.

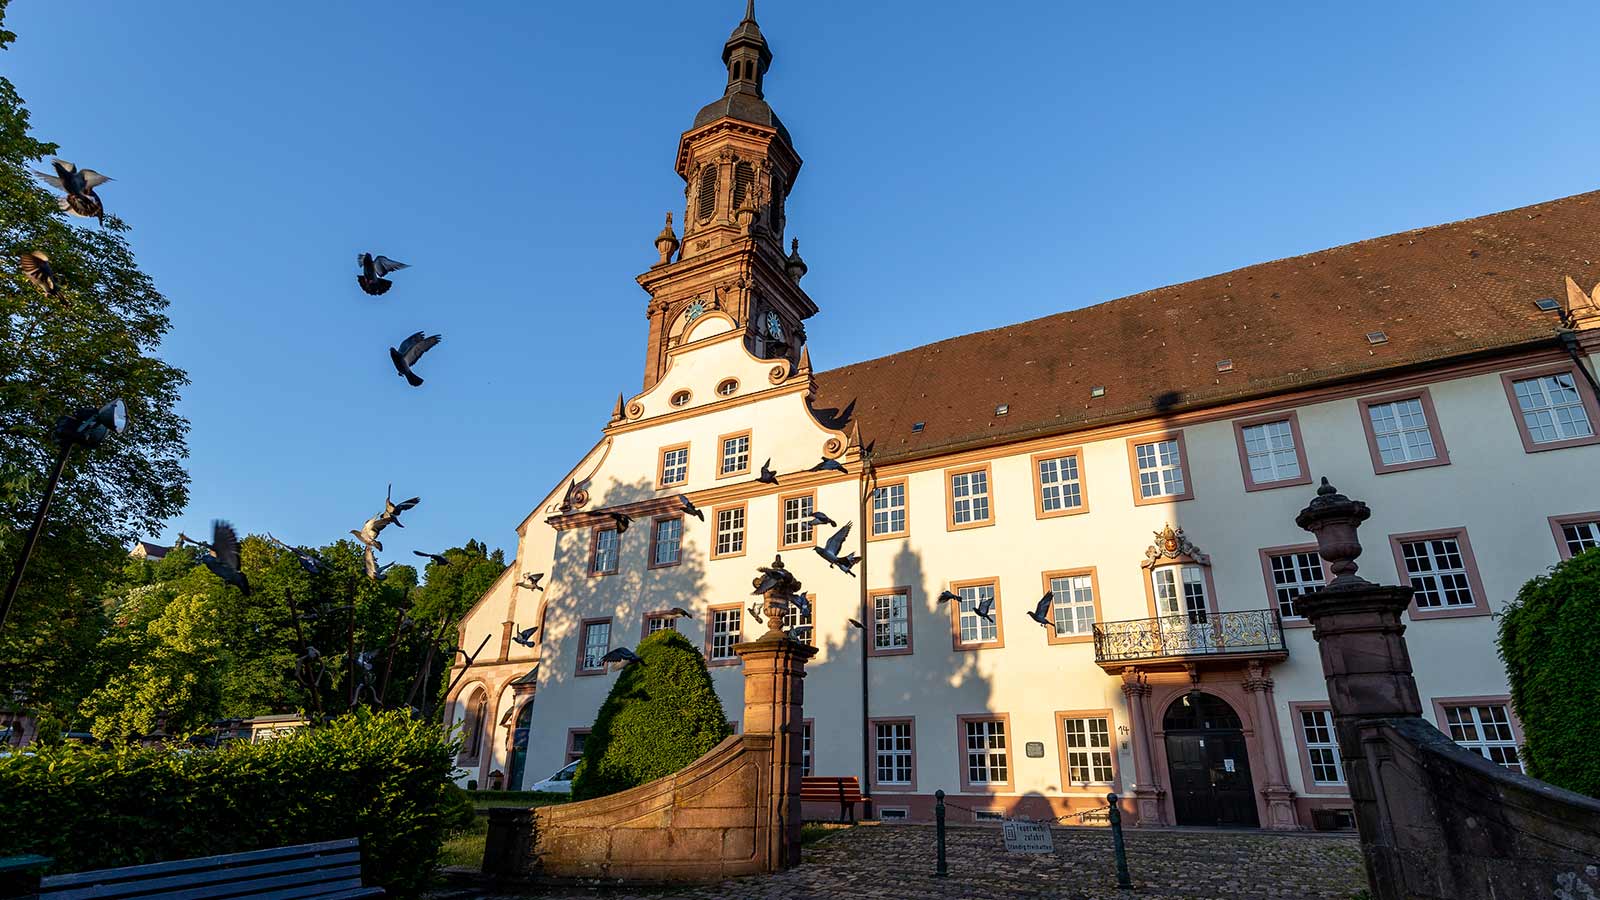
xmin=1498 ymin=549 xmax=1600 ymax=798
xmin=0 ymin=710 xmax=455 ymax=896
xmin=570 ymin=629 xmax=731 ymax=801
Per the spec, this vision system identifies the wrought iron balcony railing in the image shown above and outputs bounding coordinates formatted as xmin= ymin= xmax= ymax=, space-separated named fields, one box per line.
xmin=1092 ymin=608 xmax=1287 ymax=665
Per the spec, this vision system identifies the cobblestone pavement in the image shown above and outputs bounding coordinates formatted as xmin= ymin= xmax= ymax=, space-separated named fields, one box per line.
xmin=445 ymin=823 xmax=1367 ymax=899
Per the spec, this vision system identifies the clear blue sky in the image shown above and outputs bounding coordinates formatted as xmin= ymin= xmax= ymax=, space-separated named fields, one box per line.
xmin=9 ymin=1 xmax=1598 ymax=566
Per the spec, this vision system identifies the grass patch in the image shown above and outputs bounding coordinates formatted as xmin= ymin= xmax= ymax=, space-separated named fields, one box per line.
xmin=440 ymin=816 xmax=487 ymax=868
xmin=801 ymin=823 xmax=853 ymax=846
xmin=467 ymin=790 xmax=570 ymax=810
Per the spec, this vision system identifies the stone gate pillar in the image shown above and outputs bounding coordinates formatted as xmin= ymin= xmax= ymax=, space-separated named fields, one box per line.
xmin=734 ymin=556 xmax=818 ymax=873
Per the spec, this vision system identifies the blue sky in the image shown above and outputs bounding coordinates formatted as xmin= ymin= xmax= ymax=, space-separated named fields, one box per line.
xmin=8 ymin=1 xmax=1598 ymax=567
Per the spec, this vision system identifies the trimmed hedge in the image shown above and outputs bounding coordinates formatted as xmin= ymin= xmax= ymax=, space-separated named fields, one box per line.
xmin=1498 ymin=549 xmax=1600 ymax=798
xmin=0 ymin=710 xmax=456 ymax=896
xmin=571 ymin=629 xmax=731 ymax=801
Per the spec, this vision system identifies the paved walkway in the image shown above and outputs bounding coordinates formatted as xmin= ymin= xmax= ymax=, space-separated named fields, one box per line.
xmin=444 ymin=823 xmax=1367 ymax=899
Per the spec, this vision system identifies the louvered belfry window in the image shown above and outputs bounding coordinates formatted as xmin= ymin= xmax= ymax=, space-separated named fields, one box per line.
xmin=732 ymin=162 xmax=754 ymax=212
xmin=697 ymin=166 xmax=717 ymax=221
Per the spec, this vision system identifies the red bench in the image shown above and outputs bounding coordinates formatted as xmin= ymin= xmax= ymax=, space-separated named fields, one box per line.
xmin=800 ymin=776 xmax=864 ymax=823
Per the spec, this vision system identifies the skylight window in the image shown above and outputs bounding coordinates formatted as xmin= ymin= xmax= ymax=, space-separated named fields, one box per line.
xmin=1216 ymin=359 xmax=1234 ymax=373
xmin=995 ymin=404 xmax=1009 ymax=416
xmin=911 ymin=422 xmax=925 ymax=433
xmin=1535 ymin=297 xmax=1562 ymax=312
xmin=1366 ymin=331 xmax=1388 ymax=345
xmin=1090 ymin=386 xmax=1106 ymax=398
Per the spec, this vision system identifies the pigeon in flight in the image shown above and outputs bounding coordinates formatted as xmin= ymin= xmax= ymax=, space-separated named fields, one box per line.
xmin=608 ymin=511 xmax=632 ymax=533
xmin=757 ymin=459 xmax=779 ymax=485
xmin=198 ymin=520 xmax=250 ymax=596
xmin=1027 ymin=592 xmax=1057 ymax=631
xmin=752 ymin=557 xmax=790 ymax=596
xmin=787 ymin=592 xmax=812 ymax=617
xmin=412 ymin=550 xmax=450 ymax=566
xmin=667 ymin=607 xmax=694 ymax=619
xmin=390 ymin=332 xmax=442 ymax=387
xmin=599 ymin=647 xmax=644 ymax=667
xmin=814 ymin=522 xmax=856 ymax=575
xmin=350 ymin=515 xmax=389 ymax=552
xmin=974 ymin=596 xmax=996 ymax=624
xmin=809 ymin=511 xmax=837 ymax=527
xmin=18 ymin=252 xmax=58 ymax=297
xmin=357 ymin=253 xmax=410 ymax=296
xmin=361 ymin=544 xmax=392 ymax=580
xmin=266 ymin=533 xmax=328 ymax=575
xmin=809 ymin=458 xmax=847 ymax=474
xmin=355 ymin=649 xmax=377 ymax=673
xmin=746 ymin=602 xmax=765 ymax=624
xmin=847 ymin=618 xmax=864 ymax=630
xmin=382 ymin=485 xmax=421 ymax=527
xmin=936 ymin=590 xmax=960 ymax=604
xmin=681 ymin=495 xmax=705 ymax=521
xmin=511 ymin=625 xmax=538 ymax=648
xmin=35 ymin=159 xmax=110 ymax=223
xmin=519 ymin=572 xmax=545 ymax=592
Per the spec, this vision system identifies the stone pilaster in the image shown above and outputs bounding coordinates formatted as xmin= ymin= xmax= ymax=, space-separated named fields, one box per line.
xmin=734 ymin=632 xmax=816 ymax=872
xmin=1120 ymin=667 xmax=1165 ymax=825
xmin=1242 ymin=661 xmax=1299 ymax=830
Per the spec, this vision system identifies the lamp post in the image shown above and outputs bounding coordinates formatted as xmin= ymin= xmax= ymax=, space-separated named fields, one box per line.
xmin=0 ymin=399 xmax=129 ymax=633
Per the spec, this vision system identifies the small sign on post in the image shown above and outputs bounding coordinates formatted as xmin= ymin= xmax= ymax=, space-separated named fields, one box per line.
xmin=1002 ymin=819 xmax=1055 ymax=853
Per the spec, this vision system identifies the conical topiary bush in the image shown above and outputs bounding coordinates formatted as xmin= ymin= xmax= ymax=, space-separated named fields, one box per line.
xmin=570 ymin=628 xmax=733 ymax=801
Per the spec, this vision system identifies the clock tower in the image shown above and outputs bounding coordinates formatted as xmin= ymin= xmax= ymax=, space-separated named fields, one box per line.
xmin=636 ymin=1 xmax=817 ymax=390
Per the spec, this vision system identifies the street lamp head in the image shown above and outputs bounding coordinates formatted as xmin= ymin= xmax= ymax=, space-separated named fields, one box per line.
xmin=57 ymin=398 xmax=129 ymax=448
xmin=95 ymin=398 xmax=128 ymax=434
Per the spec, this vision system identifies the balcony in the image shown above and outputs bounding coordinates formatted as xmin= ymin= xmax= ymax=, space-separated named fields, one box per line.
xmin=1092 ymin=609 xmax=1288 ymax=670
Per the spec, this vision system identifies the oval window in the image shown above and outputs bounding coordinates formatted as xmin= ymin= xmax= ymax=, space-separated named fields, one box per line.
xmin=717 ymin=378 xmax=739 ymax=397
xmin=670 ymin=390 xmax=692 ymax=408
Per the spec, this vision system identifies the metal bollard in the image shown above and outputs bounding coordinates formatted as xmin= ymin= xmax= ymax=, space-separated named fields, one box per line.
xmin=1107 ymin=792 xmax=1132 ymax=889
xmin=934 ymin=789 xmax=948 ymax=877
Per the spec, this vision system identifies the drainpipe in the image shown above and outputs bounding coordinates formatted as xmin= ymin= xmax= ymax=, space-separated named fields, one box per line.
xmin=1559 ymin=330 xmax=1600 ymax=396
xmin=858 ymin=450 xmax=874 ymax=820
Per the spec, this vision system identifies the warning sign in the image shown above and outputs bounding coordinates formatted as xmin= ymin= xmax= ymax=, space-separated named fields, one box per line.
xmin=1002 ymin=820 xmax=1055 ymax=853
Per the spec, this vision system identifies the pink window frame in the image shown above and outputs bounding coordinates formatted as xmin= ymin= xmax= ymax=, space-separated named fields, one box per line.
xmin=1429 ymin=695 xmax=1525 ymax=766
xmin=868 ymin=717 xmax=918 ymax=792
xmin=1125 ymin=431 xmax=1196 ymax=505
xmin=955 ymin=713 xmax=1015 ymax=793
xmin=575 ymin=617 xmax=613 ymax=676
xmin=867 ymin=586 xmax=915 ymax=657
xmin=1257 ymin=543 xmax=1325 ymax=629
xmin=1387 ymin=527 xmax=1490 ymax=620
xmin=1499 ymin=362 xmax=1600 ymax=453
xmin=1232 ymin=412 xmax=1314 ymax=492
xmin=1547 ymin=510 xmax=1600 ymax=561
xmin=1288 ymin=701 xmax=1348 ymax=796
xmin=1357 ymin=387 xmax=1451 ymax=475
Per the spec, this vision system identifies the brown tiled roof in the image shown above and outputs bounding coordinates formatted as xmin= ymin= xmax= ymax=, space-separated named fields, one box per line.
xmin=812 ymin=190 xmax=1600 ymax=461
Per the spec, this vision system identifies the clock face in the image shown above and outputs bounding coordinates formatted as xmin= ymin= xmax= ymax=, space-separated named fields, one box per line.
xmin=684 ymin=299 xmax=706 ymax=323
xmin=765 ymin=311 xmax=784 ymax=341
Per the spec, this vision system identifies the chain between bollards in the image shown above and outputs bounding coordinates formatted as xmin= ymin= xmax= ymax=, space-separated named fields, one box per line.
xmin=1107 ymin=792 xmax=1132 ymax=889
xmin=933 ymin=789 xmax=948 ymax=877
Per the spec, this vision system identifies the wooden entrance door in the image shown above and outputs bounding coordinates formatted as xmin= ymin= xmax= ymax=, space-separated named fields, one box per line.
xmin=1163 ymin=692 xmax=1260 ymax=827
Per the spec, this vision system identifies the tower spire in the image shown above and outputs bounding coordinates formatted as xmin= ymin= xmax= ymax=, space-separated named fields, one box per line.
xmin=723 ymin=0 xmax=771 ymax=97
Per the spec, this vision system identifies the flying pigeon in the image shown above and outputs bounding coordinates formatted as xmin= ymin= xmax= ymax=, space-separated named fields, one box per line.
xmin=412 ymin=550 xmax=450 ymax=566
xmin=1028 ymin=592 xmax=1057 ymax=631
xmin=599 ymin=647 xmax=644 ymax=667
xmin=813 ymin=522 xmax=856 ymax=575
xmin=34 ymin=159 xmax=110 ymax=223
xmin=975 ymin=596 xmax=996 ymax=624
xmin=809 ymin=510 xmax=837 ymax=527
xmin=361 ymin=544 xmax=392 ymax=580
xmin=511 ymin=625 xmax=538 ymax=647
xmin=389 ymin=331 xmax=442 ymax=387
xmin=300 ymin=645 xmax=322 ymax=662
xmin=809 ymin=457 xmax=847 ymax=474
xmin=519 ymin=572 xmax=545 ymax=592
xmin=752 ymin=557 xmax=791 ymax=596
xmin=746 ymin=602 xmax=765 ymax=624
xmin=847 ymin=618 xmax=865 ymax=630
xmin=197 ymin=520 xmax=250 ymax=596
xmin=681 ymin=495 xmax=705 ymax=521
xmin=357 ymin=253 xmax=409 ymax=295
xmin=936 ymin=590 xmax=960 ymax=604
xmin=266 ymin=533 xmax=328 ymax=575
xmin=608 ymin=511 xmax=632 ymax=533
xmin=382 ymin=484 xmax=421 ymax=527
xmin=787 ymin=593 xmax=812 ymax=617
xmin=757 ymin=459 xmax=779 ymax=485
xmin=355 ymin=649 xmax=377 ymax=673
xmin=18 ymin=252 xmax=58 ymax=296
xmin=667 ymin=607 xmax=694 ymax=619
xmin=350 ymin=515 xmax=389 ymax=552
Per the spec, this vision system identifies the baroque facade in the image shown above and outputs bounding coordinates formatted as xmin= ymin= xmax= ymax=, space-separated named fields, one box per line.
xmin=444 ymin=4 xmax=1600 ymax=829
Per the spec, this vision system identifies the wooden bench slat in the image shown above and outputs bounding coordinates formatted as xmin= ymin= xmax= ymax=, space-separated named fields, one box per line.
xmin=143 ymin=869 xmax=363 ymax=900
xmin=42 ymin=853 xmax=361 ymax=900
xmin=243 ymin=882 xmax=379 ymax=900
xmin=45 ymin=864 xmax=362 ymax=900
xmin=40 ymin=840 xmax=360 ymax=888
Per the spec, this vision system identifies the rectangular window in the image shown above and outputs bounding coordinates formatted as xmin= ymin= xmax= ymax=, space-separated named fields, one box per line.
xmin=948 ymin=466 xmax=992 ymax=528
xmin=1399 ymin=538 xmax=1474 ymax=610
xmin=1046 ymin=572 xmax=1097 ymax=638
xmin=781 ymin=493 xmax=815 ymax=548
xmin=955 ymin=582 xmax=1000 ymax=648
xmin=1035 ymin=452 xmax=1085 ymax=514
xmin=801 ymin=720 xmax=814 ymax=777
xmin=590 ymin=527 xmax=619 ymax=575
xmin=1267 ymin=549 xmax=1325 ymax=619
xmin=578 ymin=619 xmax=611 ymax=673
xmin=644 ymin=613 xmax=676 ymax=635
xmin=1129 ymin=434 xmax=1192 ymax=503
xmin=713 ymin=505 xmax=746 ymax=558
xmin=1060 ymin=716 xmax=1114 ymax=785
xmin=871 ymin=590 xmax=911 ymax=654
xmin=566 ymin=729 xmax=590 ymax=764
xmin=658 ymin=444 xmax=689 ymax=487
xmin=709 ymin=606 xmax=741 ymax=662
xmin=1360 ymin=390 xmax=1450 ymax=474
xmin=783 ymin=595 xmax=815 ymax=646
xmin=1511 ymin=372 xmax=1595 ymax=445
xmin=1439 ymin=702 xmax=1522 ymax=773
xmin=871 ymin=481 xmax=907 ymax=537
xmin=1299 ymin=707 xmax=1345 ymax=786
xmin=650 ymin=516 xmax=683 ymax=568
xmin=1241 ymin=420 xmax=1302 ymax=483
xmin=718 ymin=431 xmax=751 ymax=477
xmin=1152 ymin=565 xmax=1209 ymax=622
xmin=962 ymin=718 xmax=1009 ymax=788
xmin=874 ymin=720 xmax=914 ymax=786
xmin=1555 ymin=516 xmax=1600 ymax=558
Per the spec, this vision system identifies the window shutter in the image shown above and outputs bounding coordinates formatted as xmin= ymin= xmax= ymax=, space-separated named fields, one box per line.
xmin=697 ymin=166 xmax=717 ymax=221
xmin=732 ymin=162 xmax=754 ymax=212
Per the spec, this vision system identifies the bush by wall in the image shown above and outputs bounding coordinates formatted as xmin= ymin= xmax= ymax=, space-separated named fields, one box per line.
xmin=1497 ymin=549 xmax=1600 ymax=799
xmin=571 ymin=629 xmax=731 ymax=801
xmin=0 ymin=710 xmax=456 ymax=896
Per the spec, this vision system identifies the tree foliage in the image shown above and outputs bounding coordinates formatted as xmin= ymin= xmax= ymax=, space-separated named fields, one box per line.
xmin=0 ymin=0 xmax=189 ymax=729
xmin=571 ymin=629 xmax=731 ymax=801
xmin=1497 ymin=550 xmax=1600 ymax=798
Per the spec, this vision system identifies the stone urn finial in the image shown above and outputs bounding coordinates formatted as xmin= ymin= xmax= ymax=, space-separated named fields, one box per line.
xmin=751 ymin=555 xmax=803 ymax=637
xmin=785 ymin=237 xmax=808 ymax=284
xmin=1295 ymin=477 xmax=1373 ymax=586
xmin=654 ymin=212 xmax=679 ymax=266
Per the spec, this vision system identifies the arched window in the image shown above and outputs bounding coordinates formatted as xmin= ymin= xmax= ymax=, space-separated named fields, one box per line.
xmin=732 ymin=162 xmax=754 ymax=213
xmin=696 ymin=166 xmax=717 ymax=221
xmin=459 ymin=688 xmax=487 ymax=762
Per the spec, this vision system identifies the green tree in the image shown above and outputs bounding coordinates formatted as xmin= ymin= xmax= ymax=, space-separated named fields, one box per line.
xmin=408 ymin=539 xmax=506 ymax=710
xmin=0 ymin=0 xmax=189 ymax=731
xmin=571 ymin=629 xmax=731 ymax=801
xmin=1497 ymin=550 xmax=1600 ymax=798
